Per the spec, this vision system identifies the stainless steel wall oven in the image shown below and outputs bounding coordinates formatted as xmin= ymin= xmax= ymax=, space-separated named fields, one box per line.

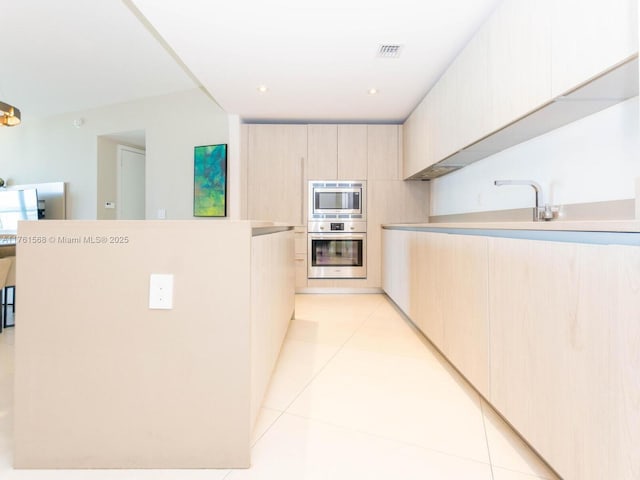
xmin=308 ymin=180 xmax=367 ymax=279
xmin=307 ymin=210 xmax=367 ymax=279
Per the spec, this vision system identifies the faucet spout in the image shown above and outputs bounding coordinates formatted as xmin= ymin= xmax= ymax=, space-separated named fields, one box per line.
xmin=494 ymin=180 xmax=543 ymax=221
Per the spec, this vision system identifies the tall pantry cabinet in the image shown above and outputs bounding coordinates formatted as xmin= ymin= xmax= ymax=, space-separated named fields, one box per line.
xmin=246 ymin=124 xmax=307 ymax=226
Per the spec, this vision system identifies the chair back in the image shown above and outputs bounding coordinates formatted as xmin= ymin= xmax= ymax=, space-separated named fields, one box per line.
xmin=0 ymin=257 xmax=12 ymax=289
xmin=4 ymin=256 xmax=15 ymax=287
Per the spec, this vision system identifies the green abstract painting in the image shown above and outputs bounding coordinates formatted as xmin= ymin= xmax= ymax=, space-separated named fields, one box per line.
xmin=194 ymin=144 xmax=227 ymax=217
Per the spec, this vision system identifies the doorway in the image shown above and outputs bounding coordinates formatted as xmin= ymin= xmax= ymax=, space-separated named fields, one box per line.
xmin=96 ymin=131 xmax=146 ymax=220
xmin=117 ymin=145 xmax=145 ymax=219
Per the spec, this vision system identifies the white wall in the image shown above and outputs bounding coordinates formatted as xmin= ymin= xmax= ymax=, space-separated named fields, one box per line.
xmin=227 ymin=114 xmax=242 ymax=220
xmin=430 ymin=97 xmax=640 ymax=216
xmin=0 ymin=88 xmax=229 ymax=219
xmin=96 ymin=137 xmax=119 ymax=220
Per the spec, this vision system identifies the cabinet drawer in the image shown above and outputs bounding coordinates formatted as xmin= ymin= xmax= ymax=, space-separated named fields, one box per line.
xmin=294 ymin=230 xmax=307 ymax=255
xmin=295 ymin=254 xmax=307 ymax=288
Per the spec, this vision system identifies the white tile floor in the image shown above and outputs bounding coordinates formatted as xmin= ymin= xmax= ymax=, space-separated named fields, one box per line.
xmin=0 ymin=294 xmax=560 ymax=479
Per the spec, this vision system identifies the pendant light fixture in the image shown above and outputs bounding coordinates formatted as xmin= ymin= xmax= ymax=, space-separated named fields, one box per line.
xmin=0 ymin=100 xmax=21 ymax=126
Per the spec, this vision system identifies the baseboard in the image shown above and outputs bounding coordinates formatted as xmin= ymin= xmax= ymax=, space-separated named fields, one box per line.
xmin=296 ymin=287 xmax=384 ymax=294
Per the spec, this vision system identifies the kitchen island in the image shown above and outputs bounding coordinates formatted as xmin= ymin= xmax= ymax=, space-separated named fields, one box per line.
xmin=14 ymin=220 xmax=294 ymax=469
xmin=382 ymin=221 xmax=639 ymax=480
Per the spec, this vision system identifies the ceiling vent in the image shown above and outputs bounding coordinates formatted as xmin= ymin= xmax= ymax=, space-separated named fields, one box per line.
xmin=377 ymin=44 xmax=403 ymax=58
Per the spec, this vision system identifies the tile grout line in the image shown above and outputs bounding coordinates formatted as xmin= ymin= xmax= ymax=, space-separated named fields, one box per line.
xmin=250 ymin=297 xmax=383 ymax=448
xmin=221 ymin=468 xmax=233 ymax=479
xmin=479 ymin=399 xmax=496 ymax=480
xmin=280 ymin=301 xmax=379 ymax=412
xmin=255 ymin=295 xmax=499 ymax=473
xmin=284 ymin=409 xmax=497 ymax=470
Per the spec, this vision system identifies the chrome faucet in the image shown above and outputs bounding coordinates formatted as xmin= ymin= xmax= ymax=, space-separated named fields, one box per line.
xmin=494 ymin=180 xmax=557 ymax=221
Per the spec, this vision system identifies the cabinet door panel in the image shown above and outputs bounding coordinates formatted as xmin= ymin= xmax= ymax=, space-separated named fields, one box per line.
xmin=487 ymin=0 xmax=552 ymax=133
xmin=247 ymin=125 xmax=307 ymax=225
xmin=410 ymin=233 xmax=489 ymax=394
xmin=367 ymin=125 xmax=399 ymax=180
xmin=551 ymin=0 xmax=638 ymax=97
xmin=444 ymin=22 xmax=491 ymax=158
xmin=337 ymin=125 xmax=367 ymax=180
xmin=409 ymin=232 xmax=444 ymax=347
xmin=489 ymin=238 xmax=578 ymax=479
xmin=370 ymin=181 xmax=429 ymax=289
xmin=382 ymin=229 xmax=411 ymax=313
xmin=439 ymin=234 xmax=489 ymax=395
xmin=402 ymin=96 xmax=431 ymax=179
xmin=307 ymin=124 xmax=337 ymax=180
xmin=489 ymin=238 xmax=640 ymax=480
xmin=294 ymin=226 xmax=307 ymax=289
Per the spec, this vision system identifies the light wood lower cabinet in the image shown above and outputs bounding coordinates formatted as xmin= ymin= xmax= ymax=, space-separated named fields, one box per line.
xmin=383 ymin=229 xmax=490 ymax=395
xmin=488 ymin=238 xmax=640 ymax=480
xmin=383 ymin=228 xmax=640 ymax=480
xmin=294 ymin=226 xmax=308 ymax=289
xmin=368 ymin=180 xmax=430 ymax=289
xmin=409 ymin=232 xmax=443 ymax=345
xmin=250 ymin=229 xmax=296 ymax=428
xmin=438 ymin=234 xmax=489 ymax=395
xmin=381 ymin=228 xmax=411 ymax=313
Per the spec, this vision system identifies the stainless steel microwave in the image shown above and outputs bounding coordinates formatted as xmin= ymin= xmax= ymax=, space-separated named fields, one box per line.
xmin=308 ymin=180 xmax=366 ymax=220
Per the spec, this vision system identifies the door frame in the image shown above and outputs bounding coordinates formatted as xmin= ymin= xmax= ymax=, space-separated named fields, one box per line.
xmin=116 ymin=145 xmax=146 ymax=220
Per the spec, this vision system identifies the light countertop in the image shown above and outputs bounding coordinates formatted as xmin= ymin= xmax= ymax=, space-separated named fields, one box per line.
xmin=384 ymin=220 xmax=640 ymax=233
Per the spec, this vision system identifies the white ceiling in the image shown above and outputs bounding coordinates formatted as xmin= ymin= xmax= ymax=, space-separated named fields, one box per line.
xmin=1 ymin=0 xmax=501 ymax=124
xmin=0 ymin=0 xmax=196 ymax=123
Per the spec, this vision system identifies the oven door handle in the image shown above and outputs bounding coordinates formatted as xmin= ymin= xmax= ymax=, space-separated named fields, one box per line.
xmin=308 ymin=232 xmax=366 ymax=240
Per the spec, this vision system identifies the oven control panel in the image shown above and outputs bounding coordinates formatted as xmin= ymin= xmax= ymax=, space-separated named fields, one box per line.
xmin=308 ymin=220 xmax=367 ymax=233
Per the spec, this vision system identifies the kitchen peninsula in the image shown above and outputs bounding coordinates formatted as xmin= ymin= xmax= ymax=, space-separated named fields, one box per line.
xmin=13 ymin=220 xmax=294 ymax=469
xmin=382 ymin=220 xmax=640 ymax=480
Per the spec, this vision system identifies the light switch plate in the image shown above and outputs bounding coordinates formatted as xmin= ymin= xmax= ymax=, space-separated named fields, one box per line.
xmin=149 ymin=274 xmax=173 ymax=309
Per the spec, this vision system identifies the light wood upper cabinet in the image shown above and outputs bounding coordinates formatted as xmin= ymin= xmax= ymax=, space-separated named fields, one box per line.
xmin=337 ymin=125 xmax=367 ymax=180
xmin=551 ymin=0 xmax=638 ymax=97
xmin=247 ymin=124 xmax=307 ymax=225
xmin=432 ymin=22 xmax=491 ymax=163
xmin=486 ymin=0 xmax=552 ymax=133
xmin=367 ymin=125 xmax=400 ymax=180
xmin=307 ymin=124 xmax=338 ymax=180
xmin=401 ymin=0 xmax=637 ymax=179
xmin=307 ymin=124 xmax=369 ymax=181
xmin=402 ymin=94 xmax=430 ymax=179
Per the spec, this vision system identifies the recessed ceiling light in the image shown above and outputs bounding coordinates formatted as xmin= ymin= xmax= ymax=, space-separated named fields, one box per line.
xmin=257 ymin=85 xmax=268 ymax=93
xmin=367 ymin=88 xmax=379 ymax=95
